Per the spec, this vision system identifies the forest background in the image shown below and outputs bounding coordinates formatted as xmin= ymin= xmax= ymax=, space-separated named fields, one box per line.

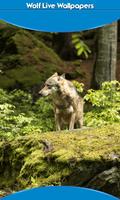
xmin=0 ymin=21 xmax=120 ymax=197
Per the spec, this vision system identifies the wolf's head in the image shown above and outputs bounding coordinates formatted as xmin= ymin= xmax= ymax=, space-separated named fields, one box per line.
xmin=39 ymin=72 xmax=65 ymax=97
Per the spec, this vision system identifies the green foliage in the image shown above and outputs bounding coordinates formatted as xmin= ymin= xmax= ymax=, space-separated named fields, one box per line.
xmin=72 ymin=33 xmax=91 ymax=58
xmin=32 ymin=97 xmax=55 ymax=132
xmin=0 ymin=89 xmax=55 ymax=138
xmin=84 ymin=81 xmax=120 ymax=127
xmin=72 ymin=80 xmax=84 ymax=93
xmin=0 ymin=81 xmax=120 ymax=139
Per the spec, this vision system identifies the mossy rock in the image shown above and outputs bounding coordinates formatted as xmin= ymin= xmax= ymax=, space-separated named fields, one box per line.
xmin=31 ymin=31 xmax=54 ymax=48
xmin=0 ymin=125 xmax=120 ymax=197
xmin=0 ymin=25 xmax=65 ymax=90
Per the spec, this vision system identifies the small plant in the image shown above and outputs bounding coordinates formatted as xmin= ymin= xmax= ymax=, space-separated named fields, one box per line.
xmin=84 ymin=81 xmax=120 ymax=127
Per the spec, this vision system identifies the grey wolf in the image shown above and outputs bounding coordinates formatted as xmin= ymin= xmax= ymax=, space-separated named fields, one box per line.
xmin=39 ymin=72 xmax=84 ymax=131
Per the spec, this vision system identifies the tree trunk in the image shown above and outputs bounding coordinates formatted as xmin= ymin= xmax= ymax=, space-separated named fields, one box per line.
xmin=92 ymin=22 xmax=118 ymax=89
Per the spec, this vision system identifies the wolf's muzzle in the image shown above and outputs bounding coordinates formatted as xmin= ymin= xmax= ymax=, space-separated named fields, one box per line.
xmin=38 ymin=91 xmax=43 ymax=98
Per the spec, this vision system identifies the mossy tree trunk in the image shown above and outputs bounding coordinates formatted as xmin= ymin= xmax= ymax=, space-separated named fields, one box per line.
xmin=92 ymin=22 xmax=117 ymax=89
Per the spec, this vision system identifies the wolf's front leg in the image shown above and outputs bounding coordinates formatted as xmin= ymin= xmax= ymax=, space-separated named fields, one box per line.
xmin=69 ymin=113 xmax=76 ymax=130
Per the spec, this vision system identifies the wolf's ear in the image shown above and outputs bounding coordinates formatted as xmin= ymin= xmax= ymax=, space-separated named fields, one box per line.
xmin=52 ymin=72 xmax=58 ymax=77
xmin=60 ymin=73 xmax=65 ymax=79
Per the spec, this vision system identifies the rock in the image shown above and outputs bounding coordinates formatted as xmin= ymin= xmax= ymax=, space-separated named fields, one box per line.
xmin=86 ymin=167 xmax=120 ymax=197
xmin=0 ymin=125 xmax=120 ymax=197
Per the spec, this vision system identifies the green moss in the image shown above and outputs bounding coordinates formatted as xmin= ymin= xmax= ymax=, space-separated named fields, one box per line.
xmin=0 ymin=75 xmax=15 ymax=89
xmin=0 ymin=125 xmax=120 ymax=192
xmin=0 ymin=26 xmax=65 ymax=89
xmin=31 ymin=31 xmax=53 ymax=48
xmin=7 ymin=67 xmax=41 ymax=87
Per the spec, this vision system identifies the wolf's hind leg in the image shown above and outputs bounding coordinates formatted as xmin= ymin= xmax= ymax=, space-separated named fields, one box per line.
xmin=69 ymin=113 xmax=76 ymax=130
xmin=78 ymin=117 xmax=83 ymax=128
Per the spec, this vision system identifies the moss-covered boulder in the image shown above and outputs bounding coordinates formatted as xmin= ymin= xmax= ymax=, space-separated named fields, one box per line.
xmin=0 ymin=24 xmax=65 ymax=90
xmin=0 ymin=125 xmax=120 ymax=197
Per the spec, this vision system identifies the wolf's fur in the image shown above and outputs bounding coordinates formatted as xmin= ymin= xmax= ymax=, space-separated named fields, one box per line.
xmin=39 ymin=72 xmax=83 ymax=130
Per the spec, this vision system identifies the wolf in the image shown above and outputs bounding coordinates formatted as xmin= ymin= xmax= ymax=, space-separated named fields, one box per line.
xmin=39 ymin=72 xmax=84 ymax=131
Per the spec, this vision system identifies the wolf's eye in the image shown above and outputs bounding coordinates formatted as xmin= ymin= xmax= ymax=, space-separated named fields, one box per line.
xmin=47 ymin=85 xmax=52 ymax=89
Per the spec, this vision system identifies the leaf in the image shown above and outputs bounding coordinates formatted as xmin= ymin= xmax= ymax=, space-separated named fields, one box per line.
xmin=75 ymin=43 xmax=82 ymax=49
xmin=72 ymin=38 xmax=80 ymax=44
xmin=83 ymin=50 xmax=89 ymax=58
xmin=77 ymin=47 xmax=84 ymax=56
